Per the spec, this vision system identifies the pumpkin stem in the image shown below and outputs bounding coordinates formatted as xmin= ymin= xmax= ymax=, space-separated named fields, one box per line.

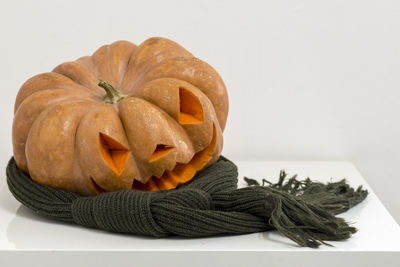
xmin=98 ymin=80 xmax=127 ymax=104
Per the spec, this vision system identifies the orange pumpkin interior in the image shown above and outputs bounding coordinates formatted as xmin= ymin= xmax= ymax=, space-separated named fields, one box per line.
xmin=149 ymin=144 xmax=175 ymax=163
xmin=178 ymin=87 xmax=203 ymax=124
xmin=132 ymin=125 xmax=217 ymax=191
xmin=99 ymin=133 xmax=130 ymax=175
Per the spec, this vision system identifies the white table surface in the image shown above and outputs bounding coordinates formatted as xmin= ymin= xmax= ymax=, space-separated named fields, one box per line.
xmin=1 ymin=160 xmax=399 ymax=267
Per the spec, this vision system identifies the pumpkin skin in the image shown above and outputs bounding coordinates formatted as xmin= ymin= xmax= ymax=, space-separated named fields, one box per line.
xmin=12 ymin=37 xmax=228 ymax=196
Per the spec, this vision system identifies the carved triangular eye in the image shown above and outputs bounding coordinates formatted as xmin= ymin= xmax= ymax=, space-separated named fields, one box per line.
xmin=178 ymin=87 xmax=203 ymax=124
xmin=99 ymin=133 xmax=129 ymax=175
xmin=149 ymin=144 xmax=175 ymax=163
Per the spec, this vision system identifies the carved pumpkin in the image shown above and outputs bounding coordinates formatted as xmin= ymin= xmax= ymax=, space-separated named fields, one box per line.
xmin=12 ymin=37 xmax=228 ymax=196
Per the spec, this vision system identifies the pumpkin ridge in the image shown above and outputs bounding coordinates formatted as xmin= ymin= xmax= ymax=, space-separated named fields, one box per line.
xmin=113 ymin=42 xmax=137 ymax=91
xmin=123 ymin=49 xmax=192 ymax=94
xmin=106 ymin=45 xmax=113 ymax=85
xmin=15 ymin=96 xmax=99 ymax=173
xmin=128 ymin=55 xmax=192 ymax=94
xmin=14 ymin=72 xmax=99 ymax=113
xmin=131 ymin=55 xmax=191 ymax=86
xmin=134 ymin=56 xmax=228 ymax=131
xmin=53 ymin=61 xmax=104 ymax=94
xmin=116 ymin=109 xmax=143 ymax=182
xmin=73 ymin=113 xmax=95 ymax=195
xmin=26 ymin=100 xmax=100 ymax=192
xmin=91 ymin=45 xmax=113 ymax=87
xmin=118 ymin=50 xmax=133 ymax=91
xmin=15 ymin=88 xmax=96 ymax=117
xmin=128 ymin=39 xmax=186 ymax=68
xmin=89 ymin=41 xmax=138 ymax=94
xmin=76 ymin=56 xmax=100 ymax=81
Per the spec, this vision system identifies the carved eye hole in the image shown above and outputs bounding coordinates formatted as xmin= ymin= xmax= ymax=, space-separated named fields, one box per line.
xmin=99 ymin=133 xmax=129 ymax=175
xmin=178 ymin=87 xmax=203 ymax=124
xmin=149 ymin=144 xmax=175 ymax=163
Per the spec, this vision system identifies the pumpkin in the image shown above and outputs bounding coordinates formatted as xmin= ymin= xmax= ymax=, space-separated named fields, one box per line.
xmin=12 ymin=37 xmax=228 ymax=196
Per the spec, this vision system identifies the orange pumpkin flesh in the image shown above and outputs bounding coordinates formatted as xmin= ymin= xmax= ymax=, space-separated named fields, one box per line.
xmin=149 ymin=145 xmax=175 ymax=163
xmin=99 ymin=133 xmax=130 ymax=175
xmin=178 ymin=87 xmax=204 ymax=124
xmin=12 ymin=38 xmax=227 ymax=196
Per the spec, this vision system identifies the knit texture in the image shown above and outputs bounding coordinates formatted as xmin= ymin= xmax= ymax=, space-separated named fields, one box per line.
xmin=6 ymin=156 xmax=368 ymax=248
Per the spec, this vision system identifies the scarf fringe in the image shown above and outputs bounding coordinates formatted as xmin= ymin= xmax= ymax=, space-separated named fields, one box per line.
xmin=244 ymin=171 xmax=368 ymax=247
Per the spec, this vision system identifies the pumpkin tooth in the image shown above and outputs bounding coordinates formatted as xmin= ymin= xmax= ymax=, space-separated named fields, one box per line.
xmin=144 ymin=179 xmax=159 ymax=191
xmin=153 ymin=175 xmax=167 ymax=190
xmin=165 ymin=170 xmax=183 ymax=183
xmin=172 ymin=164 xmax=197 ymax=183
xmin=153 ymin=173 xmax=175 ymax=190
xmin=178 ymin=87 xmax=203 ymax=124
xmin=164 ymin=171 xmax=180 ymax=187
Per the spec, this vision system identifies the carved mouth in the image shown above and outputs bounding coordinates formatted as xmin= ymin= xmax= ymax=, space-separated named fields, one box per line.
xmin=95 ymin=123 xmax=217 ymax=193
xmin=132 ymin=125 xmax=217 ymax=191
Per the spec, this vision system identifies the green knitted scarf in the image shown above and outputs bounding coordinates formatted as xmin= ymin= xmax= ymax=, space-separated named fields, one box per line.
xmin=6 ymin=156 xmax=368 ymax=248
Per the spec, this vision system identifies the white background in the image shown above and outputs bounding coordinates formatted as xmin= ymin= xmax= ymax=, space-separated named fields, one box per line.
xmin=0 ymin=0 xmax=399 ymax=224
